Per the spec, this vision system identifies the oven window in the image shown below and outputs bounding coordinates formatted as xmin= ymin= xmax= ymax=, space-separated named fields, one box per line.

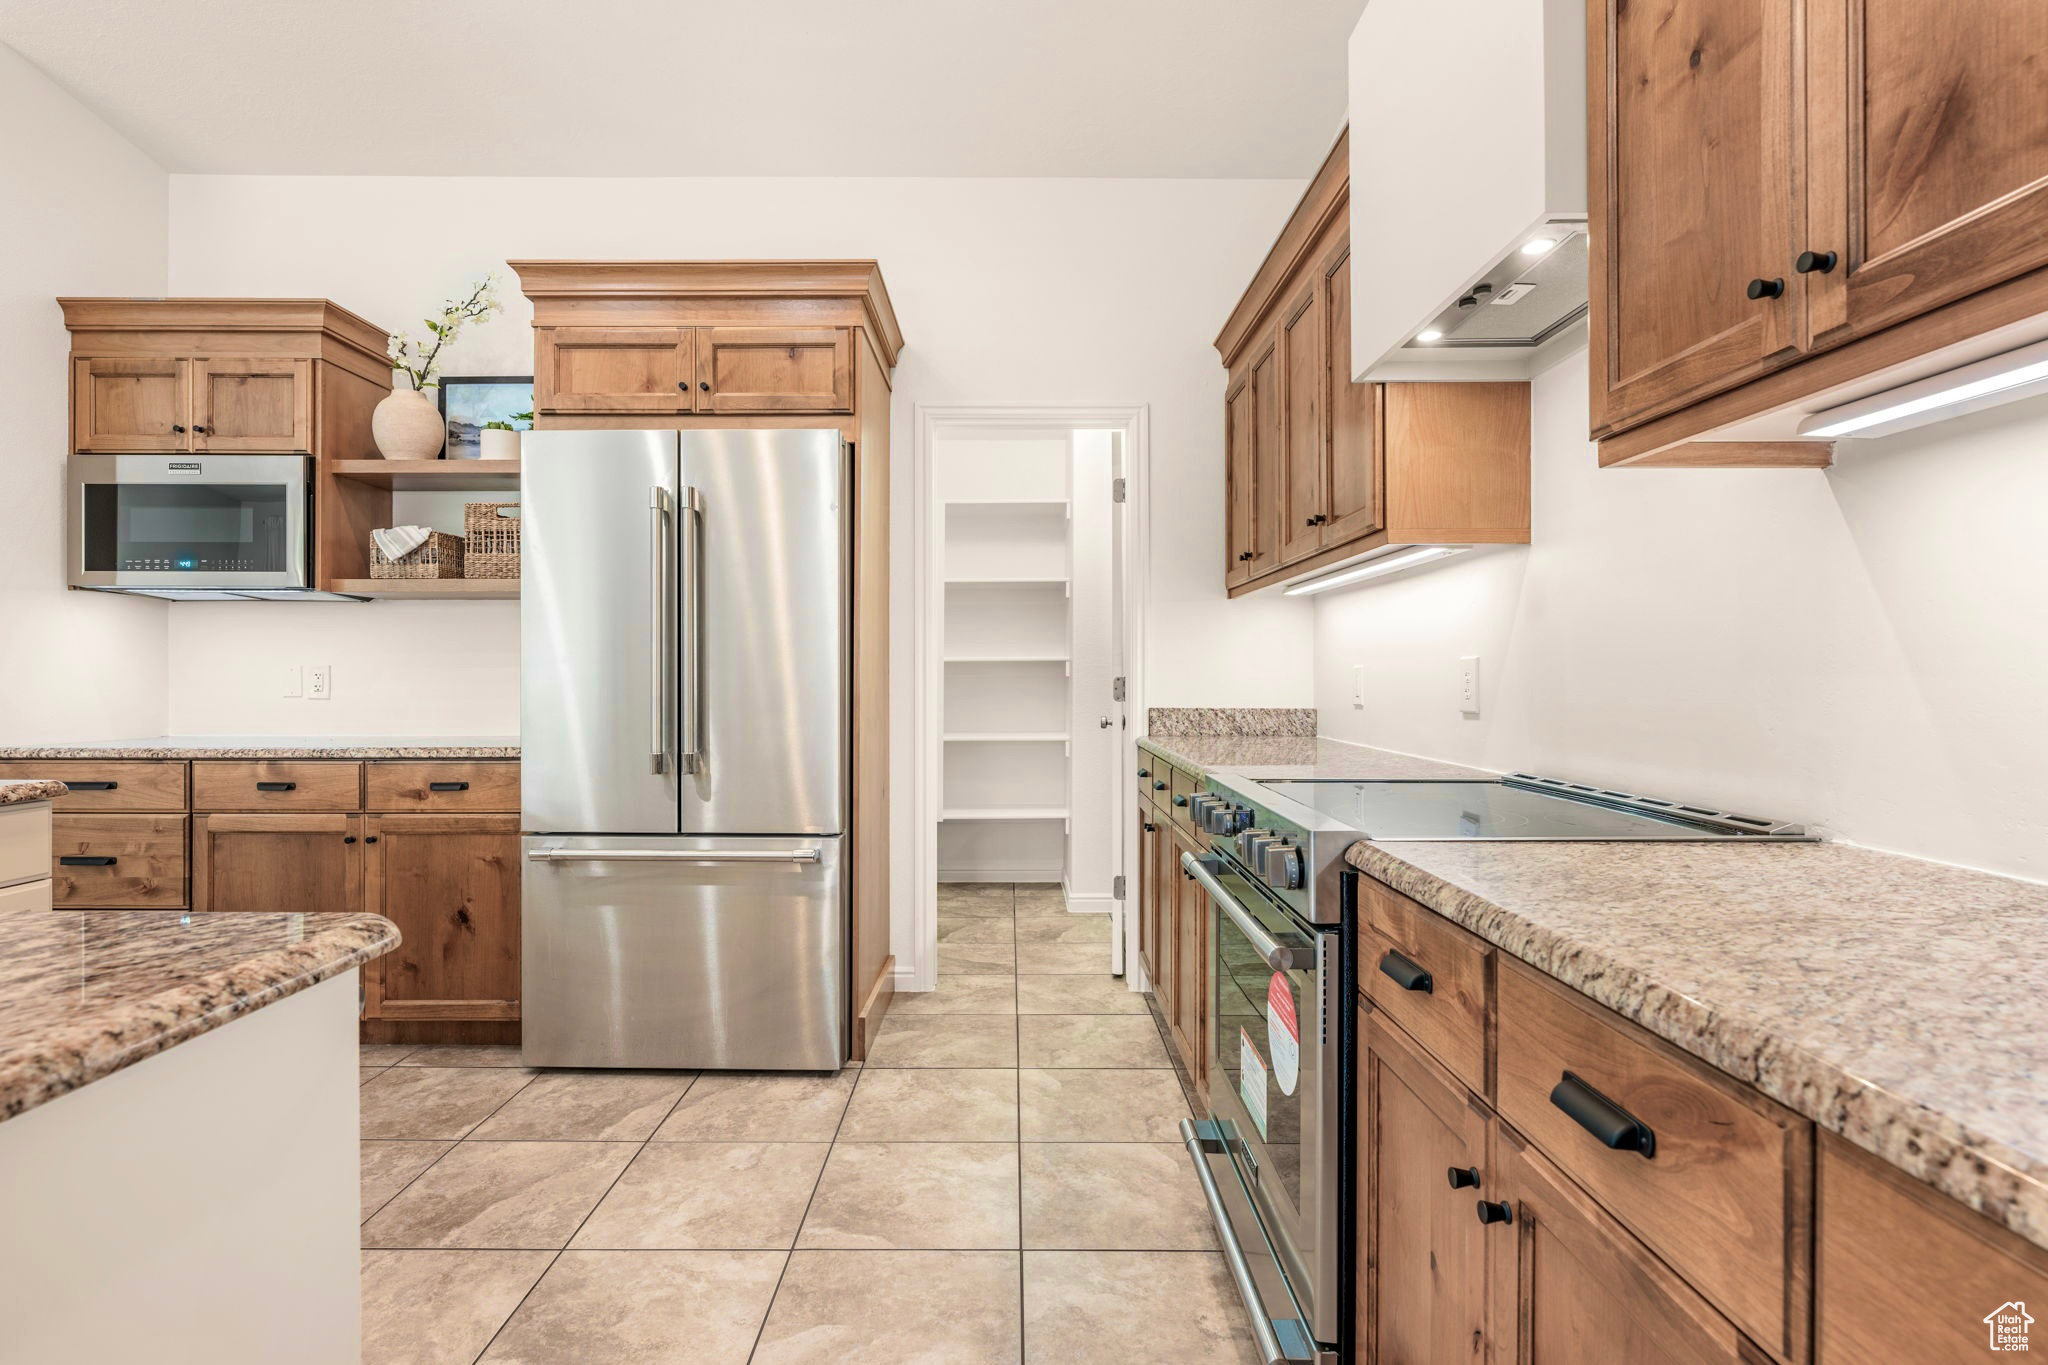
xmin=82 ymin=483 xmax=291 ymax=574
xmin=1212 ymin=875 xmax=1314 ymax=1215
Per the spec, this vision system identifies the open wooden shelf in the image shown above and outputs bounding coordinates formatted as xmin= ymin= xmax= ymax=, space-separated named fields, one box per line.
xmin=329 ymin=578 xmax=520 ymax=600
xmin=331 ymin=458 xmax=521 ymax=490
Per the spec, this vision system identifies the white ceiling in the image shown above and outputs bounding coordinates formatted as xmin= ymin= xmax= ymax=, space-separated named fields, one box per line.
xmin=0 ymin=0 xmax=1361 ymax=178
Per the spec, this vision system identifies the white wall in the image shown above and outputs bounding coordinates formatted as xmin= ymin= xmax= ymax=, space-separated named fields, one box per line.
xmin=1314 ymin=346 xmax=2048 ymax=883
xmin=0 ymin=44 xmax=170 ymax=739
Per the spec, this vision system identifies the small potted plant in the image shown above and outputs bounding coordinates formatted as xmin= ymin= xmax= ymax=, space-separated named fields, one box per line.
xmin=372 ymin=275 xmax=501 ymax=460
xmin=478 ymin=408 xmax=533 ymax=461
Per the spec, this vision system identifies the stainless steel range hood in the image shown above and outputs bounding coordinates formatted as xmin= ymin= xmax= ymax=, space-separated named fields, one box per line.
xmin=1407 ymin=226 xmax=1588 ymax=352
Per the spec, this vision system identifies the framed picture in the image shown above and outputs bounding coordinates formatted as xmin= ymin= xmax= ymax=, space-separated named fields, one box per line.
xmin=438 ymin=376 xmax=533 ymax=459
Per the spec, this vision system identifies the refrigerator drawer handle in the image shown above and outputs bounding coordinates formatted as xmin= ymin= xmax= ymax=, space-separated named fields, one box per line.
xmin=526 ymin=848 xmax=823 ymax=864
xmin=679 ymin=485 xmax=704 ymax=776
xmin=1179 ymin=1118 xmax=1316 ymax=1364
xmin=1180 ymin=850 xmax=1297 ymax=972
xmin=650 ymin=486 xmax=673 ymax=775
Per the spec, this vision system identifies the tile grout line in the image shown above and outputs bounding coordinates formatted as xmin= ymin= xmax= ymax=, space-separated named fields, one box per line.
xmin=359 ymin=1063 xmax=544 ymax=1227
xmin=460 ymin=1069 xmax=703 ymax=1365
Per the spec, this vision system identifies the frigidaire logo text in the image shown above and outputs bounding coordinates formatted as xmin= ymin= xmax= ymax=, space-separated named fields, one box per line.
xmin=168 ymin=462 xmax=201 ymax=472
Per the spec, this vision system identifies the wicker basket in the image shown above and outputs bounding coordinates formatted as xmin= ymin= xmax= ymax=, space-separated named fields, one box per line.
xmin=369 ymin=530 xmax=465 ymax=580
xmin=464 ymin=502 xmax=521 ymax=580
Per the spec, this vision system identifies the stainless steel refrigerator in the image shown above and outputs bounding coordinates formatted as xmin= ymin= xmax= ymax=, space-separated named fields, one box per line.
xmin=520 ymin=428 xmax=848 ymax=1071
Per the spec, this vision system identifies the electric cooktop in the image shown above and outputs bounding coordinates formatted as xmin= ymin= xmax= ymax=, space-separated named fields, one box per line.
xmin=1254 ymin=773 xmax=1812 ymax=842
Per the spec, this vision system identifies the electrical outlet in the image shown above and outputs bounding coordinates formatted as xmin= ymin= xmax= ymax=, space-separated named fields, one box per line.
xmin=281 ymin=665 xmax=302 ymax=699
xmin=1351 ymin=664 xmax=1365 ymax=709
xmin=307 ymin=664 xmax=332 ymax=701
xmin=1457 ymin=656 xmax=1480 ymax=716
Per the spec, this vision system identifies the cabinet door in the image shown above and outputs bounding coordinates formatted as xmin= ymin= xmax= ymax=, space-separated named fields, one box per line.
xmin=696 ymin=327 xmax=853 ymax=413
xmin=1247 ymin=331 xmax=1284 ymax=578
xmin=1321 ymin=247 xmax=1384 ymax=546
xmin=1168 ymin=827 xmax=1206 ymax=1085
xmin=1591 ymin=0 xmax=1803 ymax=433
xmin=1806 ymin=0 xmax=2048 ymax=347
xmin=1137 ymin=811 xmax=1161 ymax=987
xmin=191 ymin=813 xmax=362 ymax=914
xmin=72 ymin=357 xmax=190 ymax=452
xmin=1277 ymin=283 xmax=1326 ymax=566
xmin=191 ymin=358 xmax=313 ymax=452
xmin=1486 ymin=1129 xmax=1755 ymax=1365
xmin=1224 ymin=370 xmax=1255 ymax=588
xmin=1361 ymin=1012 xmax=1489 ymax=1364
xmin=362 ymin=814 xmax=520 ymax=1023
xmin=534 ymin=327 xmax=695 ymax=413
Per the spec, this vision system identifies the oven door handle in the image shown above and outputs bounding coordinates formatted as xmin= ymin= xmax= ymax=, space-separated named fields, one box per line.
xmin=1181 ymin=851 xmax=1299 ymax=972
xmin=1181 ymin=1118 xmax=1318 ymax=1364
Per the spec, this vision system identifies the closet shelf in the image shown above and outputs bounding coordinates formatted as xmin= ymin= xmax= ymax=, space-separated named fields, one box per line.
xmin=943 ymin=653 xmax=1070 ymax=663
xmin=942 ymin=497 xmax=1069 ymax=507
xmin=943 ymin=732 xmax=1070 ymax=743
xmin=943 ymin=575 xmax=1070 ymax=586
xmin=940 ymin=806 xmax=1070 ymax=821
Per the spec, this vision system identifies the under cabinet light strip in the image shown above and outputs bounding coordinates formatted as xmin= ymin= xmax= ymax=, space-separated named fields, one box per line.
xmin=1799 ymin=336 xmax=2048 ymax=439
xmin=1282 ymin=545 xmax=1468 ymax=596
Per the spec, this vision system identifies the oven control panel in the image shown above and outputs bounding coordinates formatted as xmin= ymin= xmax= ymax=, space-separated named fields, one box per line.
xmin=1231 ymin=829 xmax=1305 ymax=891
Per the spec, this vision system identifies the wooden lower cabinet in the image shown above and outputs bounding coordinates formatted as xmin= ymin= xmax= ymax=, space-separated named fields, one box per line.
xmin=361 ymin=814 xmax=521 ymax=1024
xmin=1136 ymin=806 xmax=1163 ymax=988
xmin=192 ymin=813 xmax=364 ymax=915
xmin=1166 ymin=823 xmax=1207 ymax=1089
xmin=50 ymin=814 xmax=185 ymax=908
xmin=1486 ymin=1125 xmax=1757 ymax=1364
xmin=1360 ymin=1009 xmax=1489 ymax=1364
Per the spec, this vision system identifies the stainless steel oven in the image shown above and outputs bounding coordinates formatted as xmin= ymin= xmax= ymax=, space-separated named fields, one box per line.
xmin=68 ymin=453 xmax=312 ymax=592
xmin=1180 ymin=817 xmax=1350 ymax=1365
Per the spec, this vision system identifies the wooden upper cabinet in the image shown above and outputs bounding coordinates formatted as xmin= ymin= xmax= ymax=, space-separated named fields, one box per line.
xmin=191 ymin=358 xmax=312 ymax=452
xmin=1277 ymin=283 xmax=1326 ymax=566
xmin=362 ymin=813 xmax=521 ymax=1024
xmin=1247 ymin=332 xmax=1284 ymax=578
xmin=1487 ymin=1128 xmax=1757 ymax=1365
xmin=534 ymin=327 xmax=695 ymax=413
xmin=1805 ymin=0 xmax=2048 ymax=347
xmin=72 ymin=357 xmax=189 ymax=452
xmin=1591 ymin=0 xmax=1804 ymax=434
xmin=1361 ymin=1013 xmax=1490 ymax=1365
xmin=1321 ymin=245 xmax=1383 ymax=546
xmin=1224 ymin=371 xmax=1254 ymax=588
xmin=697 ymin=327 xmax=852 ymax=413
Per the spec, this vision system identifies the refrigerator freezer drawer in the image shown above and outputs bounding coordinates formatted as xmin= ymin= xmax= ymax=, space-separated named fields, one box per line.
xmin=521 ymin=834 xmax=846 ymax=1070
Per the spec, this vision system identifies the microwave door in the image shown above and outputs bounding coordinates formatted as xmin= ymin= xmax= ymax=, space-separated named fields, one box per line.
xmin=520 ymin=430 xmax=682 ymax=835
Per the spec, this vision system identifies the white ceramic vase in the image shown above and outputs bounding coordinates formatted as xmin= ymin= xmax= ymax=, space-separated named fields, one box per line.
xmin=478 ymin=427 xmax=521 ymax=461
xmin=371 ymin=385 xmax=445 ymax=461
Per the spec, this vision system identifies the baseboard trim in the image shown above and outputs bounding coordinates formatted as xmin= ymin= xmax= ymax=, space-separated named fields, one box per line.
xmin=1060 ymin=892 xmax=1116 ymax=916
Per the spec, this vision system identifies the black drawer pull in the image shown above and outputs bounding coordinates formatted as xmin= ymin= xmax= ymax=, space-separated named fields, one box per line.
xmin=429 ymin=781 xmax=470 ymax=792
xmin=1142 ymin=822 xmax=1158 ymax=832
xmin=1550 ymin=1071 xmax=1657 ymax=1158
xmin=1447 ymin=1166 xmax=1480 ymax=1190
xmin=1475 ymin=1200 xmax=1512 ymax=1225
xmin=59 ymin=855 xmax=117 ymax=867
xmin=65 ymin=781 xmax=118 ymax=791
xmin=1173 ymin=794 xmax=1188 ymax=807
xmin=1153 ymin=780 xmax=1167 ymax=790
xmin=256 ymin=781 xmax=297 ymax=792
xmin=1378 ymin=948 xmax=1433 ymax=994
xmin=1137 ymin=767 xmax=1149 ymax=778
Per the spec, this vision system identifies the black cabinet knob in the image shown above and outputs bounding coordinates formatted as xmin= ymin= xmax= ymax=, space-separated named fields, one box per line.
xmin=699 ymin=381 xmax=711 ymax=392
xmin=365 ymin=836 xmax=379 ymax=844
xmin=191 ymin=424 xmax=208 ymax=434
xmin=1142 ymin=821 xmax=1157 ymax=832
xmin=343 ymin=835 xmax=357 ymax=844
xmin=1447 ymin=1166 xmax=1481 ymax=1190
xmin=1795 ymin=249 xmax=1838 ymax=275
xmin=677 ymin=381 xmax=689 ymax=391
xmin=1236 ymin=551 xmax=1253 ymax=562
xmin=1476 ymin=1200 xmax=1513 ymax=1226
xmin=172 ymin=424 xmax=186 ymax=433
xmin=1746 ymin=277 xmax=1785 ymax=300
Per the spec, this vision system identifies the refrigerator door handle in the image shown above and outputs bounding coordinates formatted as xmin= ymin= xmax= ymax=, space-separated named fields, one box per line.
xmin=526 ymin=847 xmax=823 ymax=864
xmin=679 ymin=485 xmax=704 ymax=775
xmin=649 ymin=486 xmax=673 ymax=775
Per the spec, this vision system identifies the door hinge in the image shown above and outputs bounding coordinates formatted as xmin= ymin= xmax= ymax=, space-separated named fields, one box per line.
xmin=1112 ymin=477 xmax=1127 ymax=503
xmin=1112 ymin=676 xmax=1126 ymax=702
xmin=1112 ymin=874 xmax=1126 ymax=900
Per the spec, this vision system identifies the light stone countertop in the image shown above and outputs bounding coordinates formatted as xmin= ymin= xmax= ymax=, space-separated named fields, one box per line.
xmin=0 ymin=780 xmax=66 ymax=807
xmin=0 ymin=736 xmax=520 ymax=760
xmin=1146 ymin=731 xmax=2048 ymax=1250
xmin=1138 ymin=732 xmax=1490 ymax=781
xmin=0 ymin=910 xmax=399 ymax=1123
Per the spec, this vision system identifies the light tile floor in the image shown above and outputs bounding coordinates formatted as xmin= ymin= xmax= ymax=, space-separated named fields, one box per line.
xmin=359 ymin=882 xmax=1259 ymax=1364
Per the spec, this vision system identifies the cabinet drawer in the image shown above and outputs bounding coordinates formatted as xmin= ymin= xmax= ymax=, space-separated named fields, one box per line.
xmin=192 ymin=761 xmax=362 ymax=811
xmin=1168 ymin=765 xmax=1201 ymax=833
xmin=1496 ymin=958 xmax=1811 ymax=1361
xmin=51 ymin=814 xmax=187 ymax=909
xmin=0 ymin=879 xmax=53 ymax=914
xmin=1 ymin=804 xmax=53 ymax=889
xmin=1360 ymin=879 xmax=1491 ymax=1097
xmin=367 ymin=761 xmax=520 ymax=812
xmin=0 ymin=760 xmax=186 ymax=811
xmin=1137 ymin=759 xmax=1167 ymax=810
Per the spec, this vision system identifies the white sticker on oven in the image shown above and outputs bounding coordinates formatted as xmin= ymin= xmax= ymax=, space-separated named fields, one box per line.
xmin=1268 ymin=973 xmax=1300 ymax=1096
xmin=1239 ymin=1028 xmax=1269 ymax=1140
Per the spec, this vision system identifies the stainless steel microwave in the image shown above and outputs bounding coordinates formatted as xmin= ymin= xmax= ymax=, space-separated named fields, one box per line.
xmin=68 ymin=453 xmax=316 ymax=596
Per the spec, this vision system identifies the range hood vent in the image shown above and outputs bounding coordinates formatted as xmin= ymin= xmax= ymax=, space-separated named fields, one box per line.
xmin=1408 ymin=227 xmax=1588 ymax=351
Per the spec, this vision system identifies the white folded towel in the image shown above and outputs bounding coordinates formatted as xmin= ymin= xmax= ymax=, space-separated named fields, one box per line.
xmin=373 ymin=525 xmax=433 ymax=561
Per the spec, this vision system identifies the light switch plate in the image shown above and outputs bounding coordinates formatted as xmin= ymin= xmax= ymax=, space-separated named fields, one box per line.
xmin=281 ymin=665 xmax=302 ymax=699
xmin=1351 ymin=664 xmax=1365 ymax=708
xmin=307 ymin=664 xmax=332 ymax=701
xmin=1457 ymin=656 xmax=1480 ymax=715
